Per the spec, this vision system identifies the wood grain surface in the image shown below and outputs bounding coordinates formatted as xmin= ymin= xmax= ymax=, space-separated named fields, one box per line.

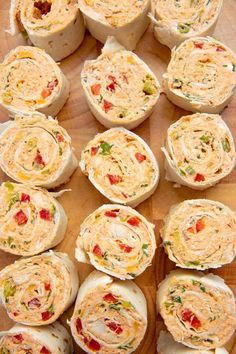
xmin=0 ymin=1 xmax=236 ymax=353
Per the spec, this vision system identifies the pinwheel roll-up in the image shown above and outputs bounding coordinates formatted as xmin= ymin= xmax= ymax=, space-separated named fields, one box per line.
xmin=76 ymin=204 xmax=156 ymax=279
xmin=79 ymin=128 xmax=159 ymax=207
xmin=8 ymin=0 xmax=85 ymax=62
xmin=162 ymin=37 xmax=236 ymax=113
xmin=161 ymin=199 xmax=236 ymax=270
xmin=0 ymin=322 xmax=73 ymax=353
xmin=157 ymin=270 xmax=236 ymax=350
xmin=0 ymin=181 xmax=68 ymax=256
xmin=0 ymin=112 xmax=78 ymax=189
xmin=162 ymin=113 xmax=236 ymax=190
xmin=0 ymin=251 xmax=79 ymax=325
xmin=157 ymin=331 xmax=229 ymax=354
xmin=150 ymin=0 xmax=223 ymax=49
xmin=77 ymin=0 xmax=150 ymax=51
xmin=70 ymin=270 xmax=147 ymax=354
xmin=0 ymin=46 xmax=69 ymax=116
xmin=81 ymin=37 xmax=160 ymax=130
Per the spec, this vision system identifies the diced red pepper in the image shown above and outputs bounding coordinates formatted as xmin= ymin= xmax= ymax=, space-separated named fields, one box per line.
xmin=122 ymin=192 xmax=128 ymax=199
xmin=106 ymin=82 xmax=116 ymax=92
xmin=119 ymin=243 xmax=133 ymax=253
xmin=76 ymin=317 xmax=83 ymax=334
xmin=41 ymin=88 xmax=51 ymax=98
xmin=44 ymin=282 xmax=51 ymax=291
xmin=12 ymin=334 xmax=24 ymax=343
xmin=41 ymin=311 xmax=53 ymax=321
xmin=92 ymin=244 xmax=103 ymax=257
xmin=107 ymin=174 xmax=122 ymax=185
xmin=39 ymin=209 xmax=51 ymax=221
xmin=56 ymin=132 xmax=64 ymax=142
xmin=108 ymin=75 xmax=117 ymax=83
xmin=40 ymin=346 xmax=51 ymax=354
xmin=181 ymin=309 xmax=201 ymax=329
xmin=107 ymin=321 xmax=123 ymax=335
xmin=34 ymin=150 xmax=45 ymax=167
xmin=196 ymin=218 xmax=205 ymax=233
xmin=103 ymin=100 xmax=113 ymax=113
xmin=28 ymin=298 xmax=41 ymax=309
xmin=14 ymin=210 xmax=28 ymax=225
xmin=216 ymin=46 xmax=226 ymax=52
xmin=194 ymin=173 xmax=205 ymax=182
xmin=135 ymin=152 xmax=146 ymax=163
xmin=21 ymin=193 xmax=30 ymax=202
xmin=191 ymin=316 xmax=201 ymax=329
xmin=91 ymin=146 xmax=99 ymax=156
xmin=187 ymin=226 xmax=195 ymax=234
xmin=34 ymin=1 xmax=52 ymax=17
xmin=194 ymin=42 xmax=204 ymax=49
xmin=105 ymin=210 xmax=119 ymax=218
xmin=13 ymin=312 xmax=19 ymax=316
xmin=91 ymin=83 xmax=101 ymax=96
xmin=103 ymin=293 xmax=117 ymax=303
xmin=127 ymin=217 xmax=140 ymax=227
xmin=87 ymin=339 xmax=101 ymax=351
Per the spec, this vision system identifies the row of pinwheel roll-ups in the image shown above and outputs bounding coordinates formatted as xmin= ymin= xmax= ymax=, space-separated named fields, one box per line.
xmin=0 ymin=0 xmax=236 ymax=353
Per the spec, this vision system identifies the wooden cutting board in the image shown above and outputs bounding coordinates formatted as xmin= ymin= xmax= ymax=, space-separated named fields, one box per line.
xmin=0 ymin=1 xmax=236 ymax=353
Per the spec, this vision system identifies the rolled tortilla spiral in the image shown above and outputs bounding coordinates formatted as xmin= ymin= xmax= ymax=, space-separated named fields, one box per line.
xmin=157 ymin=270 xmax=236 ymax=350
xmin=0 ymin=112 xmax=78 ymax=189
xmin=161 ymin=199 xmax=236 ymax=270
xmin=0 ymin=181 xmax=67 ymax=256
xmin=0 ymin=321 xmax=73 ymax=353
xmin=76 ymin=204 xmax=156 ymax=279
xmin=150 ymin=0 xmax=223 ymax=49
xmin=8 ymin=0 xmax=85 ymax=62
xmin=77 ymin=0 xmax=151 ymax=50
xmin=0 ymin=251 xmax=79 ymax=326
xmin=157 ymin=331 xmax=229 ymax=354
xmin=81 ymin=37 xmax=160 ymax=130
xmin=162 ymin=113 xmax=236 ymax=190
xmin=70 ymin=270 xmax=147 ymax=354
xmin=79 ymin=127 xmax=159 ymax=207
xmin=0 ymin=46 xmax=69 ymax=116
xmin=162 ymin=37 xmax=236 ymax=113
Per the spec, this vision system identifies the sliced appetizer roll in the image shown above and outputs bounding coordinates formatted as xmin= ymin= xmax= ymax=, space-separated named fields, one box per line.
xmin=161 ymin=199 xmax=236 ymax=270
xmin=0 ymin=251 xmax=79 ymax=326
xmin=162 ymin=113 xmax=236 ymax=190
xmin=8 ymin=0 xmax=85 ymax=62
xmin=76 ymin=204 xmax=156 ymax=279
xmin=0 ymin=112 xmax=78 ymax=189
xmin=162 ymin=37 xmax=236 ymax=113
xmin=77 ymin=0 xmax=150 ymax=51
xmin=157 ymin=331 xmax=229 ymax=354
xmin=81 ymin=37 xmax=160 ymax=130
xmin=0 ymin=181 xmax=68 ymax=256
xmin=70 ymin=270 xmax=147 ymax=354
xmin=157 ymin=270 xmax=236 ymax=350
xmin=0 ymin=322 xmax=73 ymax=353
xmin=150 ymin=0 xmax=223 ymax=49
xmin=79 ymin=128 xmax=159 ymax=207
xmin=0 ymin=46 xmax=69 ymax=116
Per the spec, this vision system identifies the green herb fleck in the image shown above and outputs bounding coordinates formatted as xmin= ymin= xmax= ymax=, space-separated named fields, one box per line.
xmin=3 ymin=181 xmax=14 ymax=192
xmin=142 ymin=243 xmax=149 ymax=256
xmin=172 ymin=296 xmax=182 ymax=303
xmin=100 ymin=142 xmax=113 ymax=156
xmin=178 ymin=23 xmax=191 ymax=33
xmin=163 ymin=240 xmax=171 ymax=247
xmin=185 ymin=166 xmax=195 ymax=175
xmin=143 ymin=75 xmax=156 ymax=95
xmin=180 ymin=169 xmax=186 ymax=176
xmin=200 ymin=135 xmax=210 ymax=143
xmin=3 ymin=279 xmax=16 ymax=300
xmin=222 ymin=138 xmax=231 ymax=152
